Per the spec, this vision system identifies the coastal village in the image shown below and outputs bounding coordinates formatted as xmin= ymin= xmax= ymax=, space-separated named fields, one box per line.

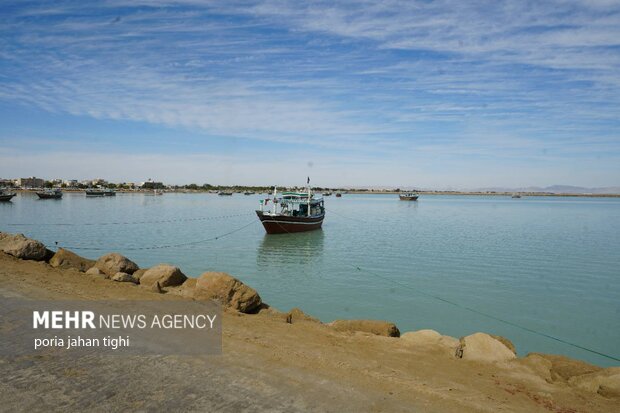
xmin=2 ymin=176 xmax=619 ymax=196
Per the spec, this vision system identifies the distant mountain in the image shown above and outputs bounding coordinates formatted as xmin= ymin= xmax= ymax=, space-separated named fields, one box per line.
xmin=477 ymin=185 xmax=620 ymax=194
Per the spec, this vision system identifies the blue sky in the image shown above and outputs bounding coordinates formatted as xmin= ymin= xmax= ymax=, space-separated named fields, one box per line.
xmin=1 ymin=0 xmax=619 ymax=188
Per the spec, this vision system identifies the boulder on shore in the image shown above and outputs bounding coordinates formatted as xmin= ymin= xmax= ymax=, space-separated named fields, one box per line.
xmin=517 ymin=353 xmax=554 ymax=383
xmin=132 ymin=268 xmax=148 ymax=283
xmin=139 ymin=264 xmax=187 ymax=288
xmin=95 ymin=253 xmax=139 ymax=277
xmin=85 ymin=267 xmax=105 ymax=277
xmin=569 ymin=367 xmax=620 ymax=398
xmin=528 ymin=353 xmax=602 ymax=382
xmin=49 ymin=248 xmax=95 ymax=272
xmin=176 ymin=278 xmax=197 ymax=298
xmin=111 ymin=272 xmax=138 ymax=283
xmin=328 ymin=320 xmax=400 ymax=337
xmin=490 ymin=334 xmax=517 ymax=354
xmin=0 ymin=232 xmax=48 ymax=261
xmin=194 ymin=272 xmax=262 ymax=313
xmin=455 ymin=332 xmax=516 ymax=363
xmin=401 ymin=329 xmax=459 ymax=352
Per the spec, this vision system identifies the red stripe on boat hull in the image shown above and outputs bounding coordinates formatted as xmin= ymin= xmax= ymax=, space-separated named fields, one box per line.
xmin=256 ymin=211 xmax=324 ymax=234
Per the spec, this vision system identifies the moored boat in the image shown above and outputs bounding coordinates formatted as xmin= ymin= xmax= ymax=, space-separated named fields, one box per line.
xmin=511 ymin=193 xmax=522 ymax=199
xmin=335 ymin=193 xmax=342 ymax=197
xmin=86 ymin=188 xmax=116 ymax=196
xmin=399 ymin=192 xmax=419 ymax=201
xmin=0 ymin=189 xmax=16 ymax=202
xmin=218 ymin=191 xmax=233 ymax=196
xmin=36 ymin=189 xmax=62 ymax=199
xmin=257 ymin=183 xmax=325 ymax=234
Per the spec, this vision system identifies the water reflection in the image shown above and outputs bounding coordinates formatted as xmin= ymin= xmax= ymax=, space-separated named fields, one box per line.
xmin=257 ymin=230 xmax=325 ymax=268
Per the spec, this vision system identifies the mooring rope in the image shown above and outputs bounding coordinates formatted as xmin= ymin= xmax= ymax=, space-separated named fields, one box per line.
xmin=351 ymin=264 xmax=620 ymax=363
xmin=56 ymin=220 xmax=259 ymax=251
xmin=3 ymin=212 xmax=254 ymax=227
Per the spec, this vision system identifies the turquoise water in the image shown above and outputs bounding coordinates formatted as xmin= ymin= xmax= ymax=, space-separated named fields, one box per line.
xmin=2 ymin=192 xmax=619 ymax=366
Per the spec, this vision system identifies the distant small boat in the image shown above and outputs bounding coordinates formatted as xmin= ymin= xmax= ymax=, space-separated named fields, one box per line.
xmin=399 ymin=192 xmax=419 ymax=201
xmin=323 ymin=192 xmax=332 ymax=196
xmin=86 ymin=189 xmax=116 ymax=196
xmin=244 ymin=191 xmax=255 ymax=195
xmin=511 ymin=193 xmax=522 ymax=199
xmin=0 ymin=189 xmax=16 ymax=202
xmin=36 ymin=189 xmax=62 ymax=199
xmin=86 ymin=189 xmax=105 ymax=196
xmin=218 ymin=191 xmax=233 ymax=196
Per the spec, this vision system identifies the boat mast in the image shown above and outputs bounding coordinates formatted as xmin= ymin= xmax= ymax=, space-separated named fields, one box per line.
xmin=272 ymin=186 xmax=277 ymax=215
xmin=307 ymin=177 xmax=311 ymax=217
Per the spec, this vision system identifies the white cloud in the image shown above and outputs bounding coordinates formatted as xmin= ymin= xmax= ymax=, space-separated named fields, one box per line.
xmin=1 ymin=1 xmax=619 ymax=185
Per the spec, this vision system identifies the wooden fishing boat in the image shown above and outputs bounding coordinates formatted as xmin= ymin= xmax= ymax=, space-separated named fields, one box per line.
xmin=36 ymin=189 xmax=62 ymax=199
xmin=511 ymin=193 xmax=522 ymax=199
xmin=218 ymin=191 xmax=233 ymax=196
xmin=399 ymin=192 xmax=419 ymax=201
xmin=335 ymin=193 xmax=342 ymax=197
xmin=256 ymin=183 xmax=325 ymax=234
xmin=0 ymin=189 xmax=16 ymax=201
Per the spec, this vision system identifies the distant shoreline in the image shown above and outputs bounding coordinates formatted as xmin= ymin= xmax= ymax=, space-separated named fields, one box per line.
xmin=12 ymin=189 xmax=620 ymax=198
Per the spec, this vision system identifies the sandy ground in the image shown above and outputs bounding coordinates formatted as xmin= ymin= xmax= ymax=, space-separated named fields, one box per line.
xmin=1 ymin=252 xmax=618 ymax=413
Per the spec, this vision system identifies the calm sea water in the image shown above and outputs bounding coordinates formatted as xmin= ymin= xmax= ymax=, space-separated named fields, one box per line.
xmin=1 ymin=192 xmax=619 ymax=366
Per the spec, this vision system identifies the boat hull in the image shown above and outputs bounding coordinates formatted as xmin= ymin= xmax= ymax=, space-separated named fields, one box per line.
xmin=399 ymin=195 xmax=418 ymax=201
xmin=36 ymin=192 xmax=62 ymax=199
xmin=0 ymin=194 xmax=16 ymax=201
xmin=256 ymin=210 xmax=324 ymax=234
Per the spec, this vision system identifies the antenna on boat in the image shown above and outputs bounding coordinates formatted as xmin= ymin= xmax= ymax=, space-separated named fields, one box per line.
xmin=307 ymin=177 xmax=311 ymax=217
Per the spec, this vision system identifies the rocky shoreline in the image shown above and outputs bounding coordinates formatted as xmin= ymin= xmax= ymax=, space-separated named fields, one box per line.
xmin=1 ymin=230 xmax=619 ymax=412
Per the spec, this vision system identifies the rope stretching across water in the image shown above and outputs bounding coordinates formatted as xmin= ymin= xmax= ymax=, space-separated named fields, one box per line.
xmin=4 ymin=212 xmax=254 ymax=227
xmin=56 ymin=219 xmax=259 ymax=251
xmin=351 ymin=264 xmax=620 ymax=363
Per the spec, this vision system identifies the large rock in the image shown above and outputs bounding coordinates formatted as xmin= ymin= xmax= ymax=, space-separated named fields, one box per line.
xmin=401 ymin=329 xmax=459 ymax=351
xmin=329 ymin=320 xmax=400 ymax=337
xmin=0 ymin=232 xmax=48 ymax=261
xmin=194 ymin=272 xmax=262 ymax=313
xmin=111 ymin=272 xmax=138 ymax=283
xmin=49 ymin=248 xmax=95 ymax=272
xmin=490 ymin=334 xmax=516 ymax=354
xmin=85 ymin=267 xmax=105 ymax=278
xmin=455 ymin=332 xmax=516 ymax=362
xmin=528 ymin=353 xmax=602 ymax=382
xmin=517 ymin=353 xmax=554 ymax=383
xmin=177 ymin=278 xmax=197 ymax=298
xmin=132 ymin=268 xmax=148 ymax=282
xmin=95 ymin=253 xmax=139 ymax=277
xmin=569 ymin=367 xmax=620 ymax=398
xmin=139 ymin=264 xmax=187 ymax=288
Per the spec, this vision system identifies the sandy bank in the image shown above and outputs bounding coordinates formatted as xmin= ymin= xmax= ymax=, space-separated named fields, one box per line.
xmin=1 ymin=235 xmax=619 ymax=412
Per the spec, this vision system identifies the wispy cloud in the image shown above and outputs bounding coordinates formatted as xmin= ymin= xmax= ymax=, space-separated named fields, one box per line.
xmin=0 ymin=1 xmax=619 ymax=185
